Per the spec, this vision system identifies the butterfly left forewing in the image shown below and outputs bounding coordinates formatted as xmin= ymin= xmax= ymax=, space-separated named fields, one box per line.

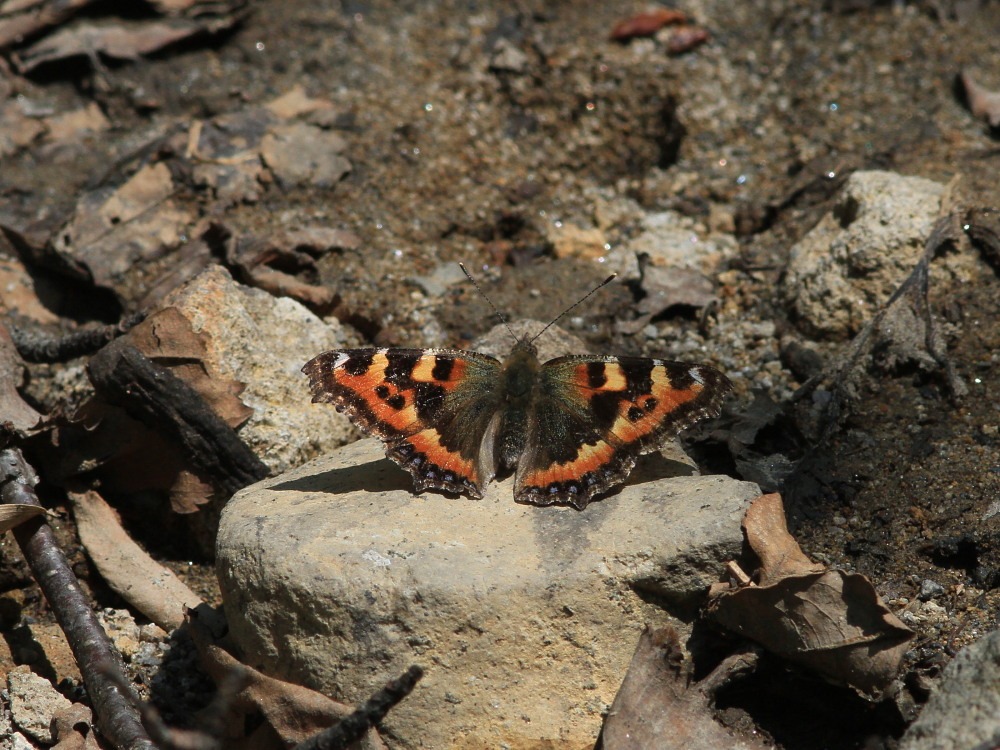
xmin=302 ymin=348 xmax=503 ymax=498
xmin=514 ymin=355 xmax=732 ymax=508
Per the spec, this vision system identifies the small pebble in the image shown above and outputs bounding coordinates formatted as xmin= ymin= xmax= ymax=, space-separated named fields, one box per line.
xmin=918 ymin=579 xmax=945 ymax=601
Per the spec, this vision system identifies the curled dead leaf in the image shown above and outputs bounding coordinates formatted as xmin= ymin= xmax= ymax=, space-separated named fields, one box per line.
xmin=601 ymin=625 xmax=770 ymax=750
xmin=610 ymin=8 xmax=687 ymax=41
xmin=705 ymin=493 xmax=914 ymax=697
xmin=69 ymin=490 xmax=203 ymax=631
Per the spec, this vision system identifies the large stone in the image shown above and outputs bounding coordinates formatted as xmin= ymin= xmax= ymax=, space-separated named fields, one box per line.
xmin=164 ymin=265 xmax=355 ymax=474
xmin=901 ymin=628 xmax=1000 ymax=750
xmin=782 ymin=171 xmax=945 ymax=339
xmin=217 ymin=438 xmax=760 ymax=749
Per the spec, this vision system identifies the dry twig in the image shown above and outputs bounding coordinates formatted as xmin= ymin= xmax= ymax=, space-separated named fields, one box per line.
xmin=292 ymin=666 xmax=424 ymax=750
xmin=0 ymin=447 xmax=154 ymax=750
xmin=10 ymin=312 xmax=145 ymax=363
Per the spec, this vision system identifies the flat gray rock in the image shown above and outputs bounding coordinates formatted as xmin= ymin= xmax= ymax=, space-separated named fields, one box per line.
xmin=901 ymin=628 xmax=1000 ymax=750
xmin=217 ymin=438 xmax=760 ymax=749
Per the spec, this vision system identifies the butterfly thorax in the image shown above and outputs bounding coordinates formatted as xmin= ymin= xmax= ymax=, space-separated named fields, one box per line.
xmin=501 ymin=338 xmax=541 ymax=399
xmin=496 ymin=337 xmax=541 ymax=469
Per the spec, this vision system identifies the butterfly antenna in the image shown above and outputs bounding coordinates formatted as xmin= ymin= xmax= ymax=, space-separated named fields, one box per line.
xmin=530 ymin=272 xmax=618 ymax=344
xmin=459 ymin=263 xmax=519 ymax=344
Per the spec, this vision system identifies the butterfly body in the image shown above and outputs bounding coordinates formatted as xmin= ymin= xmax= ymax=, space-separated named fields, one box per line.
xmin=303 ymin=332 xmax=731 ymax=509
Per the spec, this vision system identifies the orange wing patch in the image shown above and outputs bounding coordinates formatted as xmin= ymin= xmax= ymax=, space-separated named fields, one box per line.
xmin=331 ymin=351 xmax=423 ymax=432
xmin=607 ymin=366 xmax=702 ymax=444
xmin=518 ymin=440 xmax=618 ymax=488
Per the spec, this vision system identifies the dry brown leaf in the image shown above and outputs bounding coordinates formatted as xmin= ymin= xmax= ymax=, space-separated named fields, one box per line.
xmin=265 ymin=85 xmax=336 ymax=120
xmin=259 ymin=122 xmax=351 ymax=189
xmin=959 ymin=70 xmax=1000 ymax=129
xmin=0 ymin=0 xmax=96 ymax=51
xmin=42 ymin=103 xmax=110 ymax=143
xmin=51 ymin=162 xmax=197 ymax=294
xmin=14 ymin=11 xmax=244 ymax=73
xmin=187 ymin=606 xmax=386 ymax=750
xmin=69 ymin=490 xmax=203 ymax=631
xmin=0 ymin=101 xmax=46 ymax=157
xmin=244 ymin=266 xmax=336 ymax=309
xmin=742 ymin=492 xmax=825 ymax=584
xmin=51 ymin=306 xmax=252 ymax=512
xmin=224 ymin=227 xmax=357 ymax=311
xmin=0 ymin=503 xmax=46 ymax=533
xmin=0 ymin=237 xmax=58 ymax=324
xmin=127 ymin=307 xmax=252 ymax=428
xmin=610 ymin=8 xmax=687 ymax=41
xmin=185 ymin=111 xmax=272 ymax=206
xmin=705 ymin=494 xmax=914 ymax=697
xmin=601 ymin=625 xmax=770 ymax=750
xmin=0 ymin=324 xmax=43 ymax=432
xmin=617 ymin=264 xmax=717 ymax=334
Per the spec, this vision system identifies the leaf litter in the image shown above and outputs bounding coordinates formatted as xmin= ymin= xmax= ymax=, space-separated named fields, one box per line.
xmin=705 ymin=494 xmax=914 ymax=698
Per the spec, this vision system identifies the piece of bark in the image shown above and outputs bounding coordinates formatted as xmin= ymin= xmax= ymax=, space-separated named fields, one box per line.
xmin=10 ymin=313 xmax=144 ymax=364
xmin=69 ymin=490 xmax=204 ymax=631
xmin=87 ymin=339 xmax=268 ymax=498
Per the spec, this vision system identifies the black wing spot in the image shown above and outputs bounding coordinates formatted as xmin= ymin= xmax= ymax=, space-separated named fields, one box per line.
xmin=643 ymin=397 xmax=658 ymax=412
xmin=387 ymin=394 xmax=406 ymax=410
xmin=627 ymin=406 xmax=644 ymax=422
xmin=385 ymin=352 xmax=419 ymax=383
xmin=619 ymin=359 xmax=654 ymax=396
xmin=586 ymin=361 xmax=607 ymax=388
xmin=432 ymin=357 xmax=454 ymax=381
xmin=590 ymin=392 xmax=621 ymax=430
xmin=344 ymin=351 xmax=375 ymax=376
xmin=375 ymin=385 xmax=390 ymax=399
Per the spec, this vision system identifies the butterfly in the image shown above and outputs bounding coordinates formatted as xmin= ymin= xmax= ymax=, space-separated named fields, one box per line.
xmin=302 ymin=270 xmax=731 ymax=509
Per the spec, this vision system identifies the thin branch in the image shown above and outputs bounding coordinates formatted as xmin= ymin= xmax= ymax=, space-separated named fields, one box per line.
xmin=0 ymin=448 xmax=155 ymax=750
xmin=10 ymin=313 xmax=146 ymax=363
xmin=292 ymin=666 xmax=424 ymax=750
